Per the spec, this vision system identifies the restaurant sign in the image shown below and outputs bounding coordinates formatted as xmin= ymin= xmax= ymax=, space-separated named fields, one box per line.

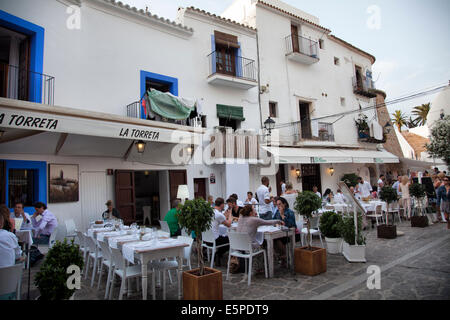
xmin=0 ymin=108 xmax=199 ymax=145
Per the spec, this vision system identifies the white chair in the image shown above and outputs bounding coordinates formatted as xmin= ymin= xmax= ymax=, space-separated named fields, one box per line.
xmin=75 ymin=231 xmax=88 ymax=273
xmin=201 ymin=228 xmax=229 ymax=268
xmin=295 ymin=215 xmax=304 ymax=245
xmin=385 ymin=201 xmax=401 ymax=223
xmin=96 ymin=240 xmax=115 ymax=299
xmin=85 ymin=236 xmax=102 ymax=287
xmin=148 ymin=236 xmax=194 ymax=300
xmin=0 ymin=264 xmax=23 ymax=300
xmin=142 ymin=206 xmax=151 ymax=225
xmin=181 ymin=228 xmax=190 ymax=237
xmin=109 ymin=247 xmax=153 ymax=300
xmin=301 ymin=216 xmax=324 ymax=248
xmin=226 ymin=231 xmax=268 ymax=286
xmin=64 ymin=219 xmax=77 ymax=240
xmin=366 ymin=204 xmax=384 ymax=226
xmin=159 ymin=220 xmax=171 ymax=234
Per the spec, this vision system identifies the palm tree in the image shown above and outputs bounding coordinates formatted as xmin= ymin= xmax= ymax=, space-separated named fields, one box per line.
xmin=391 ymin=110 xmax=407 ymax=132
xmin=406 ymin=116 xmax=419 ymax=129
xmin=411 ymin=103 xmax=430 ymax=126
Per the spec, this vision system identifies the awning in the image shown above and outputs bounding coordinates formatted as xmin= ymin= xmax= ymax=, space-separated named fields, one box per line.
xmin=262 ymin=146 xmax=400 ymax=164
xmin=399 ymin=157 xmax=443 ymax=170
xmin=217 ymin=104 xmax=245 ymax=121
xmin=262 ymin=146 xmax=353 ymax=164
xmin=146 ymin=89 xmax=195 ymax=120
xmin=345 ymin=149 xmax=399 ymax=164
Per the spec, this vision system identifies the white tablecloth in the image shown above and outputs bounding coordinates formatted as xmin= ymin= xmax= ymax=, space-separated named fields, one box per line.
xmin=108 ymin=234 xmax=140 ymax=248
xmin=122 ymin=238 xmax=182 ymax=264
xmin=97 ymin=230 xmax=130 ymax=241
xmin=15 ymin=230 xmax=33 ymax=246
xmin=360 ymin=201 xmax=387 ymax=213
xmin=87 ymin=226 xmax=114 ymax=237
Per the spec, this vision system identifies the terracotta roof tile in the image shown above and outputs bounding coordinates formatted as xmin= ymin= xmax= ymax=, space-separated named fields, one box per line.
xmin=401 ymin=131 xmax=430 ymax=158
xmin=184 ymin=6 xmax=257 ymax=31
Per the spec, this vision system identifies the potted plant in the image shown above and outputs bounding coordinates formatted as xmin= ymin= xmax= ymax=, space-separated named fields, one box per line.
xmin=341 ymin=173 xmax=359 ymax=188
xmin=339 ymin=213 xmax=366 ymax=262
xmin=177 ymin=198 xmax=221 ymax=300
xmin=34 ymin=239 xmax=84 ymax=300
xmin=319 ymin=211 xmax=343 ymax=254
xmin=355 ymin=114 xmax=370 ymax=139
xmin=409 ymin=183 xmax=428 ymax=228
xmin=377 ymin=186 xmax=398 ymax=239
xmin=293 ymin=191 xmax=326 ymax=276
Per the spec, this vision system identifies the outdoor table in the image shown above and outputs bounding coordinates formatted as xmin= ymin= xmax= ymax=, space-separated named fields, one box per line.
xmin=360 ymin=200 xmax=387 ymax=213
xmin=87 ymin=226 xmax=115 ymax=237
xmin=15 ymin=229 xmax=33 ymax=268
xmin=121 ymin=238 xmax=188 ymax=300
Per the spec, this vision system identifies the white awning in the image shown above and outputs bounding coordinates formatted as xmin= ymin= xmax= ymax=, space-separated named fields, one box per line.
xmin=345 ymin=149 xmax=399 ymax=164
xmin=262 ymin=146 xmax=353 ymax=164
xmin=399 ymin=157 xmax=443 ymax=169
xmin=262 ymin=146 xmax=399 ymax=164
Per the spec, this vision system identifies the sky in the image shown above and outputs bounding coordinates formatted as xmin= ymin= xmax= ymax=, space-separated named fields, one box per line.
xmin=122 ymin=0 xmax=450 ymax=120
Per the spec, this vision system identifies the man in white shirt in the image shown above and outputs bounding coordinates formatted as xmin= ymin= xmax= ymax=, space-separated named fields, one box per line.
xmin=256 ymin=176 xmax=272 ymax=220
xmin=0 ymin=214 xmax=22 ymax=268
xmin=244 ymin=191 xmax=258 ymax=205
xmin=313 ymin=186 xmax=321 ymax=199
xmin=10 ymin=202 xmax=32 ymax=230
xmin=377 ymin=174 xmax=385 ymax=194
xmin=209 ymin=198 xmax=232 ymax=266
xmin=392 ymin=176 xmax=402 ymax=196
xmin=334 ymin=189 xmax=346 ymax=203
xmin=356 ymin=177 xmax=373 ymax=198
xmin=280 ymin=180 xmax=286 ymax=195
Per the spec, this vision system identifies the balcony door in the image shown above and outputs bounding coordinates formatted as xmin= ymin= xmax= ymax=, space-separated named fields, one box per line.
xmin=299 ymin=102 xmax=312 ymax=139
xmin=216 ymin=44 xmax=236 ymax=76
xmin=355 ymin=65 xmax=363 ymax=90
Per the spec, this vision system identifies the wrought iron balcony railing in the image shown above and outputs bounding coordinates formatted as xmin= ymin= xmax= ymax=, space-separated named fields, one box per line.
xmin=285 ymin=34 xmax=319 ymax=59
xmin=207 ymin=51 xmax=256 ymax=82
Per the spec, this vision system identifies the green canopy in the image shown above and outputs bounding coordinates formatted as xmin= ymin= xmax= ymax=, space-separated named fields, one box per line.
xmin=216 ymin=104 xmax=245 ymax=121
xmin=146 ymin=89 xmax=194 ymax=120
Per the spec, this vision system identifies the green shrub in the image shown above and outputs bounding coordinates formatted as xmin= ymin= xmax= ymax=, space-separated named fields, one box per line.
xmin=34 ymin=239 xmax=84 ymax=300
xmin=294 ymin=191 xmax=322 ymax=249
xmin=339 ymin=214 xmax=365 ymax=246
xmin=341 ymin=173 xmax=359 ymax=188
xmin=409 ymin=183 xmax=426 ymax=199
xmin=379 ymin=186 xmax=398 ymax=204
xmin=177 ymin=198 xmax=214 ymax=275
xmin=319 ymin=211 xmax=343 ymax=238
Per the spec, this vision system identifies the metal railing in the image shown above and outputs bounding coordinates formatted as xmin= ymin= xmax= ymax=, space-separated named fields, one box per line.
xmin=276 ymin=119 xmax=334 ymax=143
xmin=207 ymin=51 xmax=257 ymax=82
xmin=285 ymin=34 xmax=319 ymax=59
xmin=0 ymin=62 xmax=54 ymax=105
xmin=352 ymin=75 xmax=376 ymax=97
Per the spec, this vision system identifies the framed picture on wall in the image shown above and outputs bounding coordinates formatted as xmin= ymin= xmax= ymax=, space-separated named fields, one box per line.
xmin=48 ymin=164 xmax=79 ymax=203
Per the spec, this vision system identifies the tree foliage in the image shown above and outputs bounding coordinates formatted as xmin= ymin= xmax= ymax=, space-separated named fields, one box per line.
xmin=341 ymin=173 xmax=359 ymax=187
xmin=426 ymin=115 xmax=450 ymax=168
xmin=34 ymin=239 xmax=84 ymax=300
xmin=319 ymin=211 xmax=343 ymax=238
xmin=294 ymin=191 xmax=322 ymax=249
xmin=339 ymin=214 xmax=365 ymax=246
xmin=177 ymin=198 xmax=214 ymax=275
xmin=411 ymin=103 xmax=430 ymax=126
xmin=391 ymin=110 xmax=407 ymax=132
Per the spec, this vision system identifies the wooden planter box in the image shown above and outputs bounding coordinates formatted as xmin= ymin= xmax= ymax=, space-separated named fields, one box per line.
xmin=377 ymin=224 xmax=397 ymax=239
xmin=294 ymin=246 xmax=327 ymax=276
xmin=411 ymin=216 xmax=428 ymax=228
xmin=183 ymin=267 xmax=223 ymax=300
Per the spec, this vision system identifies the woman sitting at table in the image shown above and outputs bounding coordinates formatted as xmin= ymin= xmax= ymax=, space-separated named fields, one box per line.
xmin=102 ymin=200 xmax=121 ymax=220
xmin=272 ymin=197 xmax=297 ymax=268
xmin=0 ymin=204 xmax=15 ymax=232
xmin=236 ymin=205 xmax=283 ymax=274
xmin=322 ymin=189 xmax=333 ymax=203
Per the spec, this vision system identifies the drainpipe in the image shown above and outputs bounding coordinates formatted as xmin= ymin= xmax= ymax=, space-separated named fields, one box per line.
xmin=256 ymin=30 xmax=263 ymax=130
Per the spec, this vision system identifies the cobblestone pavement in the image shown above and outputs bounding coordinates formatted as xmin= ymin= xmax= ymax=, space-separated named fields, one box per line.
xmin=21 ymin=219 xmax=450 ymax=300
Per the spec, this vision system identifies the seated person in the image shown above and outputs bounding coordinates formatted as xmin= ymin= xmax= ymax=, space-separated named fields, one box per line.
xmin=0 ymin=213 xmax=23 ymax=268
xmin=103 ymin=200 xmax=120 ymax=220
xmin=272 ymin=197 xmax=297 ymax=267
xmin=207 ymin=195 xmax=214 ymax=208
xmin=0 ymin=204 xmax=15 ymax=232
xmin=205 ymin=198 xmax=232 ymax=266
xmin=10 ymin=202 xmax=32 ymax=230
xmin=164 ymin=199 xmax=181 ymax=237
xmin=226 ymin=197 xmax=242 ymax=220
xmin=322 ymin=188 xmax=333 ymax=203
xmin=282 ymin=182 xmax=297 ymax=195
xmin=31 ymin=202 xmax=58 ymax=245
xmin=244 ymin=192 xmax=258 ymax=205
xmin=334 ymin=189 xmax=346 ymax=203
xmin=313 ymin=186 xmax=321 ymax=199
xmin=270 ymin=196 xmax=278 ymax=218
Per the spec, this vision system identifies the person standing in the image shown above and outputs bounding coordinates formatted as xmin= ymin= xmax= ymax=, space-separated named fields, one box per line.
xmin=256 ymin=176 xmax=272 ymax=220
xmin=392 ymin=176 xmax=402 ymax=197
xmin=31 ymin=202 xmax=58 ymax=245
xmin=399 ymin=176 xmax=411 ymax=220
xmin=10 ymin=202 xmax=32 ymax=230
xmin=103 ymin=200 xmax=120 ymax=220
xmin=436 ymin=176 xmax=450 ymax=227
xmin=164 ymin=199 xmax=181 ymax=237
xmin=280 ymin=180 xmax=286 ymax=195
xmin=356 ymin=177 xmax=373 ymax=199
xmin=377 ymin=174 xmax=385 ymax=195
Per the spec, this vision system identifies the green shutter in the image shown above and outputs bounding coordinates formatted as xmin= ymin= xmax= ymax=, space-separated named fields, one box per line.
xmin=216 ymin=104 xmax=245 ymax=121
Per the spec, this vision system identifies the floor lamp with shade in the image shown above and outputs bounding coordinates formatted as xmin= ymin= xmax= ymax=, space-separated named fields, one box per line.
xmin=177 ymin=184 xmax=189 ymax=204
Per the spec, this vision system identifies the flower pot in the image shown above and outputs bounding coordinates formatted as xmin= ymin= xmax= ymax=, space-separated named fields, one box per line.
xmin=411 ymin=216 xmax=428 ymax=228
xmin=294 ymin=246 xmax=327 ymax=276
xmin=377 ymin=224 xmax=397 ymax=239
xmin=324 ymin=237 xmax=343 ymax=254
xmin=183 ymin=267 xmax=222 ymax=300
xmin=342 ymin=242 xmax=366 ymax=262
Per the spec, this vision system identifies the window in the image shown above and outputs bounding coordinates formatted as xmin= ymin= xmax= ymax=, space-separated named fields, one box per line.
xmin=334 ymin=57 xmax=340 ymax=65
xmin=219 ymin=117 xmax=239 ymax=131
xmin=214 ymin=30 xmax=239 ymax=77
xmin=269 ymin=101 xmax=277 ymax=118
xmin=8 ymin=169 xmax=37 ymax=207
xmin=319 ymin=39 xmax=324 ymax=49
xmin=340 ymin=97 xmax=346 ymax=106
xmin=146 ymin=79 xmax=170 ymax=93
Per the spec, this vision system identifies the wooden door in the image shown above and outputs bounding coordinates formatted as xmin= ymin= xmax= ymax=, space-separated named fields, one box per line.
xmin=275 ymin=164 xmax=286 ymax=196
xmin=299 ymin=102 xmax=312 ymax=139
xmin=169 ymin=170 xmax=187 ymax=202
xmin=194 ymin=178 xmax=207 ymax=200
xmin=291 ymin=25 xmax=299 ymax=53
xmin=355 ymin=65 xmax=363 ymax=89
xmin=18 ymin=38 xmax=30 ymax=101
xmin=216 ymin=45 xmax=236 ymax=76
xmin=115 ymin=170 xmax=136 ymax=225
xmin=301 ymin=164 xmax=321 ymax=194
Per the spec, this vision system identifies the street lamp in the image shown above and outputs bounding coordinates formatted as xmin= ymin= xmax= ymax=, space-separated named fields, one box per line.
xmin=135 ymin=140 xmax=146 ymax=153
xmin=440 ymin=109 xmax=445 ymax=120
xmin=264 ymin=116 xmax=276 ymax=136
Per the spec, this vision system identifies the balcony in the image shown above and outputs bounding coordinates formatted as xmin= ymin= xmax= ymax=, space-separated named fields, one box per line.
xmin=285 ymin=34 xmax=319 ymax=65
xmin=207 ymin=51 xmax=257 ymax=90
xmin=352 ymin=75 xmax=377 ymax=98
xmin=209 ymin=127 xmax=260 ymax=163
xmin=0 ymin=63 xmax=55 ymax=105
xmin=277 ymin=120 xmax=335 ymax=145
